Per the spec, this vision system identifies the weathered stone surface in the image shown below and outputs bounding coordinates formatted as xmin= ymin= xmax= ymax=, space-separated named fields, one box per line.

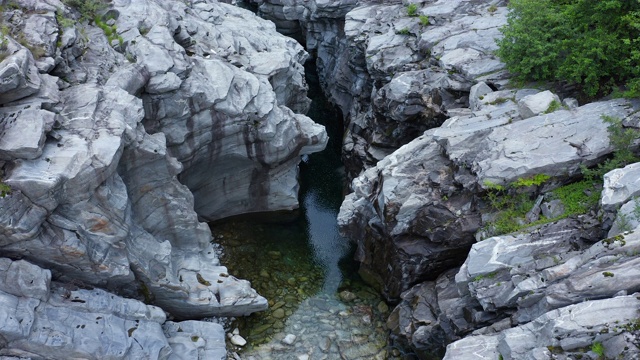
xmin=164 ymin=321 xmax=227 ymax=360
xmin=444 ymin=294 xmax=640 ymax=359
xmin=0 ymin=0 xmax=339 ymax=328
xmin=114 ymin=0 xmax=328 ymax=220
xmin=0 ymin=106 xmax=51 ymax=160
xmin=517 ymin=90 xmax=561 ymax=119
xmin=601 ymin=162 xmax=640 ymax=212
xmin=0 ymin=257 xmax=172 ymax=359
xmin=387 ymin=268 xmax=490 ymax=358
xmin=339 ymin=97 xmax=638 ymax=301
xmin=448 ymin=99 xmax=639 ymax=186
xmin=0 ymin=47 xmax=41 ymax=104
xmin=608 ymin=197 xmax=640 ymax=237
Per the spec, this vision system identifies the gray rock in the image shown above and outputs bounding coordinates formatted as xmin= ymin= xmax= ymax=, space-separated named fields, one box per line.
xmin=0 ymin=106 xmax=51 ymax=160
xmin=601 ymin=162 xmax=640 ymax=212
xmin=517 ymin=90 xmax=561 ymax=119
xmin=608 ymin=197 xmax=640 ymax=237
xmin=445 ymin=294 xmax=640 ymax=359
xmin=455 ymin=217 xmax=600 ymax=314
xmin=540 ymin=199 xmax=565 ymax=219
xmin=0 ymin=48 xmax=42 ymax=104
xmin=387 ymin=268 xmax=485 ymax=358
xmin=469 ymin=82 xmax=493 ymax=111
xmin=164 ymin=321 xmax=227 ymax=360
xmin=339 ymin=98 xmax=637 ymax=301
xmin=0 ymin=257 xmax=172 ymax=359
xmin=562 ymin=97 xmax=579 ymax=109
xmin=452 ymin=99 xmax=638 ymax=186
xmin=282 ymin=334 xmax=297 ymax=345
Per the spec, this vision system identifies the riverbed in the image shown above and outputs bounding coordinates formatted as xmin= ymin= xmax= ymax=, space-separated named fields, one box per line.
xmin=209 ymin=65 xmax=410 ymax=359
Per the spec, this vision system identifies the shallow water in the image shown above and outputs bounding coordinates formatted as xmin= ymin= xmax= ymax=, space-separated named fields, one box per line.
xmin=209 ymin=65 xmax=403 ymax=359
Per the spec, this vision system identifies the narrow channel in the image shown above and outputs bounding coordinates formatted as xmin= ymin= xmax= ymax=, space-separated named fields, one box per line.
xmin=210 ymin=63 xmax=394 ymax=359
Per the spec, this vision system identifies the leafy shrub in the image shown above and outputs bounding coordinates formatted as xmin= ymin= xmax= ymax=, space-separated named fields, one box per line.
xmin=419 ymin=15 xmax=429 ymax=26
xmin=395 ymin=28 xmax=411 ymax=36
xmin=496 ymin=0 xmax=640 ymax=99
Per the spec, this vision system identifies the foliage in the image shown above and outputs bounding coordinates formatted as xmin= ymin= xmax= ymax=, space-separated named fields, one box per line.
xmin=406 ymin=3 xmax=418 ymax=17
xmin=549 ymin=180 xmax=600 ymax=216
xmin=419 ymin=15 xmax=429 ymax=26
xmin=544 ymin=100 xmax=562 ymax=114
xmin=513 ymin=174 xmax=550 ymax=187
xmin=0 ymin=182 xmax=10 ymax=197
xmin=396 ymin=28 xmax=411 ymax=36
xmin=488 ymin=4 xmax=498 ymax=14
xmin=496 ymin=0 xmax=640 ymax=99
xmin=95 ymin=16 xmax=123 ymax=46
xmin=56 ymin=11 xmax=75 ymax=29
xmin=0 ymin=24 xmax=9 ymax=50
xmin=63 ymin=0 xmax=108 ymax=22
xmin=483 ymin=176 xmax=549 ymax=235
xmin=473 ymin=271 xmax=497 ymax=282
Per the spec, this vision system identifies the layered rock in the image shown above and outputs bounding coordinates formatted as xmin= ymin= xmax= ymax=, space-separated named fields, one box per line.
xmin=444 ymin=294 xmax=640 ymax=360
xmin=0 ymin=257 xmax=226 ymax=359
xmin=245 ymin=0 xmax=507 ymax=177
xmin=390 ymin=161 xmax=640 ymax=357
xmin=339 ymin=93 xmax=640 ymax=302
xmin=0 ymin=0 xmax=327 ymax=332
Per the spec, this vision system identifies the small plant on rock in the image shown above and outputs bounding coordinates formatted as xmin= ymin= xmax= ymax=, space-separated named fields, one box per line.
xmin=544 ymin=99 xmax=562 ymax=113
xmin=591 ymin=341 xmax=605 ymax=358
xmin=406 ymin=3 xmax=418 ymax=17
xmin=0 ymin=182 xmax=10 ymax=197
xmin=419 ymin=15 xmax=429 ymax=26
xmin=396 ymin=28 xmax=411 ymax=36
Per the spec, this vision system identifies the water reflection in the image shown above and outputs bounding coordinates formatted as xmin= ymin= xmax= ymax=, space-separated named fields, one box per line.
xmin=303 ymin=189 xmax=351 ymax=294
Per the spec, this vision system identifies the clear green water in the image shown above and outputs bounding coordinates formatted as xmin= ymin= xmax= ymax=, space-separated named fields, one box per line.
xmin=209 ymin=65 xmax=402 ymax=359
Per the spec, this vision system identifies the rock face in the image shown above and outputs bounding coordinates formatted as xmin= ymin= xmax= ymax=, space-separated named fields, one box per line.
xmin=0 ymin=257 xmax=226 ymax=359
xmin=339 ymin=93 xmax=640 ymax=301
xmin=246 ymin=0 xmax=510 ymax=177
xmin=0 ymin=0 xmax=327 ymax=353
xmin=386 ymin=161 xmax=640 ymax=357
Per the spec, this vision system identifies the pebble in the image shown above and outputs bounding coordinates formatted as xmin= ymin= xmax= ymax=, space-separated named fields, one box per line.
xmin=319 ymin=337 xmax=331 ymax=352
xmin=231 ymin=335 xmax=247 ymax=347
xmin=272 ymin=308 xmax=285 ymax=319
xmin=339 ymin=290 xmax=357 ymax=302
xmin=377 ymin=301 xmax=389 ymax=313
xmin=282 ymin=334 xmax=297 ymax=345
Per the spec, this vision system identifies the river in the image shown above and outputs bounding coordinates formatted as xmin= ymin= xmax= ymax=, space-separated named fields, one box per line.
xmin=209 ymin=64 xmax=410 ymax=359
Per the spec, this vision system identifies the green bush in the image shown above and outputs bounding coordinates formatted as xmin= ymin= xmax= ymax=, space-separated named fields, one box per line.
xmin=496 ymin=0 xmax=640 ymax=99
xmin=419 ymin=15 xmax=429 ymax=26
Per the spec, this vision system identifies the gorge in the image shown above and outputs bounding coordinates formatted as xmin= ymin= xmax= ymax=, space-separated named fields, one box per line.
xmin=1 ymin=0 xmax=640 ymax=359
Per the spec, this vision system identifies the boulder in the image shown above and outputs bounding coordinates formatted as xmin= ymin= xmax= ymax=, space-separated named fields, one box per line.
xmin=339 ymin=97 xmax=639 ymax=301
xmin=601 ymin=162 xmax=640 ymax=212
xmin=517 ymin=90 xmax=561 ymax=119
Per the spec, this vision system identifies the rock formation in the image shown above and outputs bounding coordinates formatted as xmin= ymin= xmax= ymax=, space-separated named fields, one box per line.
xmin=0 ymin=0 xmax=327 ymax=357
